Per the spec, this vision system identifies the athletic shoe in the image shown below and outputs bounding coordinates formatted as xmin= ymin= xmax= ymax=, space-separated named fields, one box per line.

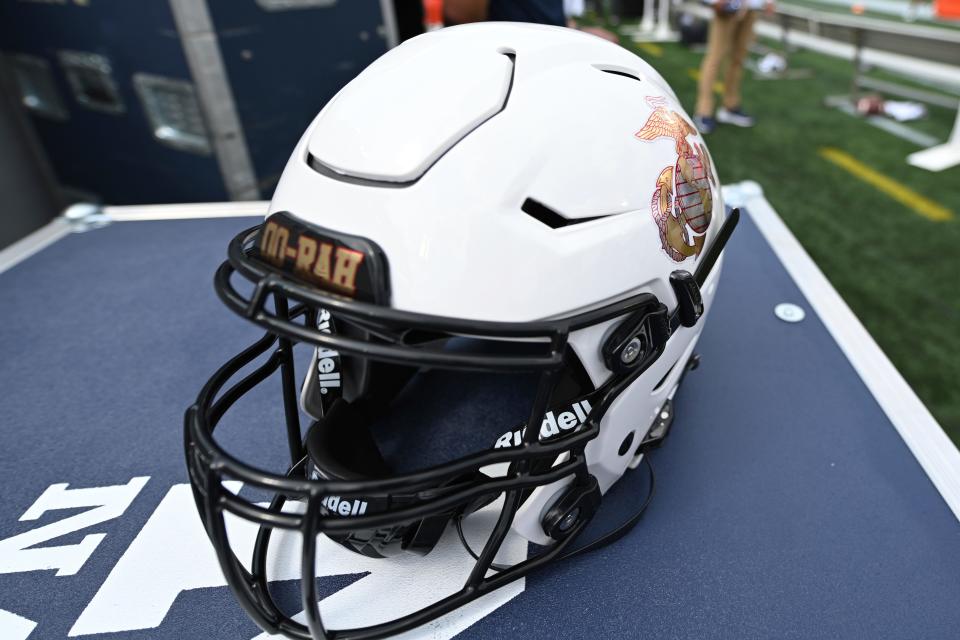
xmin=693 ymin=114 xmax=716 ymax=134
xmin=716 ymin=106 xmax=755 ymax=127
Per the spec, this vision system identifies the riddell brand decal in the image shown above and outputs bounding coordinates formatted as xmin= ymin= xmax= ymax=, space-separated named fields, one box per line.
xmin=315 ymin=309 xmax=341 ymax=396
xmin=494 ymin=400 xmax=592 ymax=449
xmin=310 ymin=467 xmax=371 ymax=517
xmin=635 ymin=96 xmax=717 ymax=262
xmin=321 ymin=495 xmax=369 ymax=517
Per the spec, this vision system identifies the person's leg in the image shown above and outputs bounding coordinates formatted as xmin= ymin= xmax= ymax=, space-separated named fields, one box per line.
xmin=721 ymin=11 xmax=756 ymax=111
xmin=695 ymin=14 xmax=735 ymax=117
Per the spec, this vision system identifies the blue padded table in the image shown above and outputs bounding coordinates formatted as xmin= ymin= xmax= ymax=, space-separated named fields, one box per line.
xmin=1 ymin=187 xmax=959 ymax=640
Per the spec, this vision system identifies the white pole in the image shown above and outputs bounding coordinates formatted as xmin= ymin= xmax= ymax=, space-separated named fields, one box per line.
xmin=641 ymin=0 xmax=656 ymax=32
xmin=655 ymin=0 xmax=673 ymax=39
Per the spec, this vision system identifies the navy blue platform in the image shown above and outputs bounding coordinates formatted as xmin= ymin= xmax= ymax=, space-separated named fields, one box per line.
xmin=1 ymin=212 xmax=958 ymax=639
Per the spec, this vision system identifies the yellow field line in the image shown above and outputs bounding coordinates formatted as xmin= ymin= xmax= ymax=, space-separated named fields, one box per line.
xmin=686 ymin=68 xmax=724 ymax=94
xmin=819 ymin=147 xmax=953 ymax=222
xmin=636 ymin=42 xmax=663 ymax=58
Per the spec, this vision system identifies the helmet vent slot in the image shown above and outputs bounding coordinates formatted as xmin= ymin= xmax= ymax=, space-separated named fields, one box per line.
xmin=595 ymin=66 xmax=642 ymax=83
xmin=521 ymin=198 xmax=605 ymax=229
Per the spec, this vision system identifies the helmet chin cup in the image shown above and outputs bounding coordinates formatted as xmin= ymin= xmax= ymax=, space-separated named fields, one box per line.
xmin=403 ymin=512 xmax=456 ymax=555
xmin=541 ymin=474 xmax=601 ymax=540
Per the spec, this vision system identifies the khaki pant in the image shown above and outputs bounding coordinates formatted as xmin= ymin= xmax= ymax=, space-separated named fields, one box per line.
xmin=695 ymin=10 xmax=757 ymax=116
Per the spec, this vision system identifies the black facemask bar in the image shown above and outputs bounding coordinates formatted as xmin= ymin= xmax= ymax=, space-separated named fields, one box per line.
xmin=184 ymin=209 xmax=739 ymax=640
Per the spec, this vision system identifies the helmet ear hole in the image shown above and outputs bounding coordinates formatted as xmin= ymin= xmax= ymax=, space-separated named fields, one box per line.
xmin=618 ymin=431 xmax=636 ymax=456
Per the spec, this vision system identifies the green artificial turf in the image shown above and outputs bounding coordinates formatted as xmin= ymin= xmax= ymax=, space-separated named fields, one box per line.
xmin=606 ymin=27 xmax=960 ymax=444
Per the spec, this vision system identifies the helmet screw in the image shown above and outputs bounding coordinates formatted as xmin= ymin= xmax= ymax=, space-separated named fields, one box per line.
xmin=620 ymin=337 xmax=643 ymax=364
xmin=558 ymin=508 xmax=581 ymax=533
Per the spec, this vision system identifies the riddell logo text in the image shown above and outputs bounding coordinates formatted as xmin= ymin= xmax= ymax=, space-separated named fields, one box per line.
xmin=315 ymin=309 xmax=340 ymax=395
xmin=321 ymin=495 xmax=369 ymax=516
xmin=494 ymin=400 xmax=592 ymax=449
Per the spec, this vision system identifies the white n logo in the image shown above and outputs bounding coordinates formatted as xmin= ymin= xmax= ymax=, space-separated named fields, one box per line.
xmin=0 ymin=477 xmax=148 ymax=577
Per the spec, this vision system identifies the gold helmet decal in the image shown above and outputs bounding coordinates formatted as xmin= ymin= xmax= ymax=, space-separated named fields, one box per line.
xmin=635 ymin=96 xmax=716 ymax=262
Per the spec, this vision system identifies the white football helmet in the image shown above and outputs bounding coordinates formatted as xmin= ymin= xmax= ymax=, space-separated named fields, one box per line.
xmin=186 ymin=22 xmax=737 ymax=639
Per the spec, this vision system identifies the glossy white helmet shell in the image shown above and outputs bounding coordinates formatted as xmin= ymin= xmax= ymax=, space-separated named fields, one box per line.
xmin=270 ymin=22 xmax=726 ymax=546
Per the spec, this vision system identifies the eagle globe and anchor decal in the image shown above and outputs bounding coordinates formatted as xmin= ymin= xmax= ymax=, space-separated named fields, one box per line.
xmin=636 ymin=96 xmax=717 ymax=262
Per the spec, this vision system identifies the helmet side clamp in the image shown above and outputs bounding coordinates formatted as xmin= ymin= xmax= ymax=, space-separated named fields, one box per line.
xmin=601 ymin=303 xmax=671 ymax=376
xmin=541 ymin=474 xmax=601 ymax=540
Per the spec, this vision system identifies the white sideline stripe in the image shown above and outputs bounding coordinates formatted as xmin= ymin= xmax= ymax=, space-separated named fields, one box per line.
xmin=823 ymin=96 xmax=941 ymax=147
xmin=0 ymin=218 xmax=72 ymax=276
xmin=724 ymin=181 xmax=960 ymax=524
xmin=102 ymin=200 xmax=269 ymax=221
xmin=863 ymin=113 xmax=941 ymax=147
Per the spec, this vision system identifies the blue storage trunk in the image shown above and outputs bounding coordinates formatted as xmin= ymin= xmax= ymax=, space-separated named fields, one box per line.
xmin=0 ymin=0 xmax=396 ymax=205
